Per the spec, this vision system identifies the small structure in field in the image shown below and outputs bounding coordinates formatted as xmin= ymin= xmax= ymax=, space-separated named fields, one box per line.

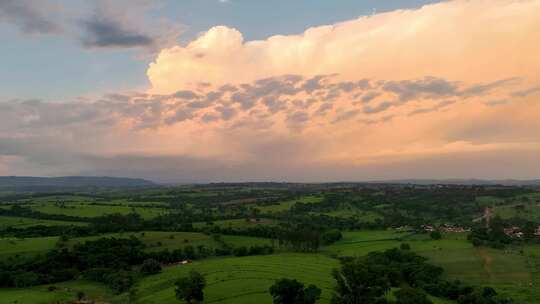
xmin=504 ymin=226 xmax=523 ymax=238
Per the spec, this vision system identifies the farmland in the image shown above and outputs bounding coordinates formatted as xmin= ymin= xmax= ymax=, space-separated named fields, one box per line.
xmin=0 ymin=183 xmax=539 ymax=303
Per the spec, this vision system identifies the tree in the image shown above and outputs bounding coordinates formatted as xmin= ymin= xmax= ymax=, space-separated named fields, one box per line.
xmin=331 ymin=258 xmax=390 ymax=304
xmin=77 ymin=291 xmax=85 ymax=301
xmin=140 ymin=258 xmax=162 ymax=275
xmin=322 ymin=229 xmax=342 ymax=245
xmin=395 ymin=287 xmax=433 ymax=304
xmin=269 ymin=278 xmax=321 ymax=304
xmin=430 ymin=231 xmax=442 ymax=240
xmin=105 ymin=271 xmax=135 ymax=294
xmin=400 ymin=243 xmax=411 ymax=250
xmin=175 ymin=270 xmax=206 ymax=304
xmin=128 ymin=288 xmax=138 ymax=304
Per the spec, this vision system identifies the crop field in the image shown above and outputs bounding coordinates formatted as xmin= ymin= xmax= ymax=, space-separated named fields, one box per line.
xmin=0 ymin=216 xmax=87 ymax=228
xmin=135 ymin=253 xmax=339 ymax=304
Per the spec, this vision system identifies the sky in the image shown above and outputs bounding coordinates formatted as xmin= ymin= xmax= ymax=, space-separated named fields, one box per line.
xmin=0 ymin=0 xmax=539 ymax=182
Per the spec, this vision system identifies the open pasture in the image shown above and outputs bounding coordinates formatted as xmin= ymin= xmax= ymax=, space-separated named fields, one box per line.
xmin=0 ymin=216 xmax=87 ymax=229
xmin=0 ymin=280 xmax=121 ymax=304
xmin=492 ymin=204 xmax=540 ymax=222
xmin=29 ymin=202 xmax=167 ymax=219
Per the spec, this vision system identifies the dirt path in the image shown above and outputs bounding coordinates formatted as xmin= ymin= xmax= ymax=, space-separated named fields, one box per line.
xmin=476 ymin=248 xmax=493 ymax=279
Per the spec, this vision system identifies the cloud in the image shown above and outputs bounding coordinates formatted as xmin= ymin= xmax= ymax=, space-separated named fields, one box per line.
xmin=1 ymin=0 xmax=183 ymax=51
xmin=363 ymin=101 xmax=395 ymax=114
xmin=484 ymin=99 xmax=510 ymax=107
xmin=408 ymin=100 xmax=456 ymax=116
xmin=2 ymin=0 xmax=540 ymax=181
xmin=81 ymin=16 xmax=154 ymax=48
xmin=510 ymin=85 xmax=540 ymax=97
xmin=0 ymin=0 xmax=62 ymax=34
xmin=148 ymin=0 xmax=540 ymax=94
xmin=79 ymin=0 xmax=183 ymax=50
xmin=382 ymin=77 xmax=459 ymax=102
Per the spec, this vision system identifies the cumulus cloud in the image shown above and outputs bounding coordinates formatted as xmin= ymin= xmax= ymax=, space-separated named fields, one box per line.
xmin=148 ymin=0 xmax=540 ymax=94
xmin=2 ymin=0 xmax=540 ymax=181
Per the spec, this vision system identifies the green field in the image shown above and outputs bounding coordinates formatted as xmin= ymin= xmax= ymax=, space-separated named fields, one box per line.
xmin=324 ymin=231 xmax=540 ymax=303
xmin=193 ymin=218 xmax=276 ymax=229
xmin=492 ymin=204 xmax=540 ymax=222
xmin=135 ymin=253 xmax=339 ymax=304
xmin=0 ymin=231 xmax=273 ymax=260
xmin=1 ymin=230 xmax=540 ymax=303
xmin=0 ymin=280 xmax=121 ymax=304
xmin=29 ymin=203 xmax=167 ymax=219
xmin=321 ymin=209 xmax=382 ymax=222
xmin=2 ymin=185 xmax=540 ymax=304
xmin=0 ymin=236 xmax=60 ymax=260
xmin=0 ymin=216 xmax=87 ymax=228
xmin=253 ymin=196 xmax=323 ymax=213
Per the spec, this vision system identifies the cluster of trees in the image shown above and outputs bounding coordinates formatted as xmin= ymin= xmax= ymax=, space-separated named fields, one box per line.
xmin=0 ymin=237 xmax=146 ymax=291
xmin=0 ymin=234 xmax=276 ymax=291
xmin=0 ymin=205 xmax=87 ymax=224
xmin=269 ymin=279 xmax=321 ymax=304
xmin=329 ymin=248 xmax=512 ymax=304
xmin=468 ymin=216 xmax=539 ymax=248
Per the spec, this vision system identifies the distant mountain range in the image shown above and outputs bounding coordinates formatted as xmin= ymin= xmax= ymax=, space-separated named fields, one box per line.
xmin=0 ymin=176 xmax=156 ymax=191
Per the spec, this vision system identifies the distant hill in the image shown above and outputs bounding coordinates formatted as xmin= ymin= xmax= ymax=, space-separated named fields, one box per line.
xmin=372 ymin=179 xmax=540 ymax=186
xmin=0 ymin=176 xmax=156 ymax=191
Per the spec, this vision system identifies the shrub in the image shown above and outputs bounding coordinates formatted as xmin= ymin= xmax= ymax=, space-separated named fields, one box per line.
xmin=140 ymin=258 xmax=162 ymax=275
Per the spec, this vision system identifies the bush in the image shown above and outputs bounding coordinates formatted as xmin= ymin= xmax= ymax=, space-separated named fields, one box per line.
xmin=321 ymin=229 xmax=342 ymax=245
xmin=400 ymin=243 xmax=411 ymax=250
xmin=269 ymin=278 xmax=321 ymax=304
xmin=105 ymin=271 xmax=136 ymax=294
xmin=140 ymin=258 xmax=162 ymax=275
xmin=430 ymin=231 xmax=442 ymax=240
xmin=175 ymin=270 xmax=206 ymax=304
xmin=395 ymin=287 xmax=433 ymax=304
xmin=233 ymin=246 xmax=249 ymax=256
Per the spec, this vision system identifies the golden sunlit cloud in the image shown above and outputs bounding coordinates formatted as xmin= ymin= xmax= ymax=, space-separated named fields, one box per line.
xmin=2 ymin=0 xmax=540 ymax=181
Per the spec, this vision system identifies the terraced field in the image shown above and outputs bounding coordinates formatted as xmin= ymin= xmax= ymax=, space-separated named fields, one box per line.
xmin=135 ymin=253 xmax=339 ymax=304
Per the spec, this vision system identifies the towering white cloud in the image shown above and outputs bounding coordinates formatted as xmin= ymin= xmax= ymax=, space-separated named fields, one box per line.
xmin=148 ymin=0 xmax=540 ymax=94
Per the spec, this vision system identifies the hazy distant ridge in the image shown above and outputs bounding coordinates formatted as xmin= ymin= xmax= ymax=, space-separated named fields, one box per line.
xmin=375 ymin=179 xmax=540 ymax=186
xmin=0 ymin=176 xmax=155 ymax=189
